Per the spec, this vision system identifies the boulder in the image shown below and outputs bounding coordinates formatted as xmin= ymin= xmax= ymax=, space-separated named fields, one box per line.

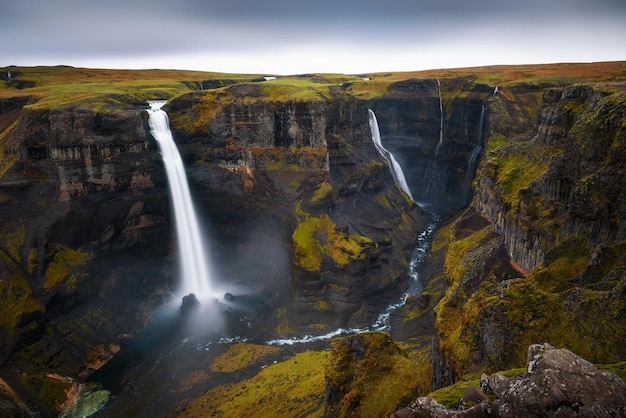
xmin=410 ymin=343 xmax=626 ymax=417
xmin=180 ymin=293 xmax=200 ymax=314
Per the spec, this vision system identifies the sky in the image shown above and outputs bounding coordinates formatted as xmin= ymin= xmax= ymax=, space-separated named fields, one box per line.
xmin=2 ymin=0 xmax=625 ymax=75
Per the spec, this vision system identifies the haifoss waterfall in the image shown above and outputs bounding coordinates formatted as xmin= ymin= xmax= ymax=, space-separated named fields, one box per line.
xmin=147 ymin=100 xmax=215 ymax=300
xmin=368 ymin=109 xmax=414 ymax=201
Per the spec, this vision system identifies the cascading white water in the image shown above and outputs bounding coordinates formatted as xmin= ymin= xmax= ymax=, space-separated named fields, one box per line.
xmin=147 ymin=100 xmax=214 ymax=300
xmin=368 ymin=109 xmax=414 ymax=201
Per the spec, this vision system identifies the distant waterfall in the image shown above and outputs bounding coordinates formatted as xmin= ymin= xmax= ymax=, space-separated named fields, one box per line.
xmin=368 ymin=109 xmax=414 ymax=201
xmin=147 ymin=101 xmax=214 ymax=299
xmin=434 ymin=79 xmax=444 ymax=157
xmin=425 ymin=79 xmax=445 ymax=195
xmin=465 ymin=104 xmax=485 ymax=188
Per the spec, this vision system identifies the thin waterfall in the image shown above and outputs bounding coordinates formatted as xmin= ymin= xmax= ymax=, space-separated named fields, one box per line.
xmin=435 ymin=79 xmax=444 ymax=157
xmin=147 ymin=100 xmax=214 ymax=300
xmin=368 ymin=109 xmax=414 ymax=201
xmin=425 ymin=79 xmax=444 ymax=196
xmin=465 ymin=104 xmax=485 ymax=188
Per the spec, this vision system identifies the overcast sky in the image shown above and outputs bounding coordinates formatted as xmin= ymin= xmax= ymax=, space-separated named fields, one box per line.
xmin=2 ymin=0 xmax=625 ymax=75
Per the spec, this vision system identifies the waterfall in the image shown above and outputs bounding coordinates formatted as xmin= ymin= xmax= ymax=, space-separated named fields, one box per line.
xmin=147 ymin=101 xmax=214 ymax=300
xmin=425 ymin=79 xmax=445 ymax=196
xmin=368 ymin=109 xmax=414 ymax=201
xmin=435 ymin=79 xmax=444 ymax=156
xmin=464 ymin=103 xmax=485 ymax=189
xmin=7 ymin=70 xmax=11 ymax=80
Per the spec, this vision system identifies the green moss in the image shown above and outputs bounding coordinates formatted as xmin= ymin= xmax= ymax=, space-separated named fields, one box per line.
xmin=210 ymin=343 xmax=281 ymax=373
xmin=325 ymin=332 xmax=423 ymax=417
xmin=2 ymin=66 xmax=262 ymax=112
xmin=0 ymin=252 xmax=44 ymax=340
xmin=177 ymin=351 xmax=329 ymax=418
xmin=530 ymin=234 xmax=592 ymax=291
xmin=292 ymin=206 xmax=373 ymax=272
xmin=598 ymin=362 xmax=626 ymax=380
xmin=430 ymin=222 xmax=453 ymax=254
xmin=429 ymin=374 xmax=481 ymax=408
xmin=44 ymin=244 xmax=92 ymax=290
xmin=0 ymin=219 xmax=25 ymax=261
xmin=345 ymin=79 xmax=392 ymax=99
xmin=262 ymin=78 xmax=330 ymax=102
xmin=15 ymin=372 xmax=73 ymax=416
xmin=274 ymin=306 xmax=293 ymax=335
xmin=311 ymin=181 xmax=333 ymax=203
xmin=493 ymin=150 xmax=551 ymax=208
xmin=313 ymin=300 xmax=331 ymax=311
xmin=443 ymin=225 xmax=491 ymax=284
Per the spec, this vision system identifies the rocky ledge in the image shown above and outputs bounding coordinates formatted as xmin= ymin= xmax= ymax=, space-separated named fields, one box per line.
xmin=403 ymin=343 xmax=626 ymax=418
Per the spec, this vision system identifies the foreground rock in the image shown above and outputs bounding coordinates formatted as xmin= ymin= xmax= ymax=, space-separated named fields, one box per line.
xmin=407 ymin=343 xmax=626 ymax=418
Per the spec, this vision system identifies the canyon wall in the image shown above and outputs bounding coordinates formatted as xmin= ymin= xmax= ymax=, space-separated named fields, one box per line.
xmin=430 ymin=81 xmax=626 ymax=388
xmin=2 ymin=65 xmax=624 ymax=416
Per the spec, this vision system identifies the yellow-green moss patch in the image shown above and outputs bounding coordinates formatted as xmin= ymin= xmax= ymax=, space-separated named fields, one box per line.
xmin=176 ymin=350 xmax=328 ymax=418
xmin=292 ymin=207 xmax=373 ymax=272
xmin=210 ymin=343 xmax=281 ymax=373
xmin=44 ymin=244 xmax=92 ymax=291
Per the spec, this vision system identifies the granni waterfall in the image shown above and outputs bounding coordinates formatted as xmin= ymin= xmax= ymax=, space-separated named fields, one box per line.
xmin=434 ymin=79 xmax=444 ymax=157
xmin=464 ymin=104 xmax=485 ymax=189
xmin=368 ymin=109 xmax=414 ymax=201
xmin=425 ymin=79 xmax=445 ymax=196
xmin=147 ymin=100 xmax=215 ymax=300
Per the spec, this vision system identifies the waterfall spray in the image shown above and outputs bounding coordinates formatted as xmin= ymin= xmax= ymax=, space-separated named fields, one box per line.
xmin=147 ymin=101 xmax=215 ymax=300
xmin=368 ymin=109 xmax=414 ymax=201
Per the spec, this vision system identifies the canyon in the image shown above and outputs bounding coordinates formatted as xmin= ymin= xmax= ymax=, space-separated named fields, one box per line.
xmin=0 ymin=63 xmax=624 ymax=417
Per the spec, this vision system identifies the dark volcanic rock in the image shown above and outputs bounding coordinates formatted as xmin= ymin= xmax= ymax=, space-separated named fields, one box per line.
xmin=412 ymin=343 xmax=626 ymax=418
xmin=180 ymin=293 xmax=200 ymax=314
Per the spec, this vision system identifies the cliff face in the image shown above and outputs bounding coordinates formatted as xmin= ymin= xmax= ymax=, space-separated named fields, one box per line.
xmin=370 ymin=78 xmax=488 ymax=214
xmin=430 ymin=81 xmax=626 ymax=386
xmin=0 ymin=102 xmax=173 ymax=374
xmin=165 ymin=88 xmax=426 ymax=330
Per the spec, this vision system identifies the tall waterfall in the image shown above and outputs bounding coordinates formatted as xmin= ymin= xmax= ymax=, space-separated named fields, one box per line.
xmin=465 ymin=104 xmax=485 ymax=188
xmin=434 ymin=79 xmax=444 ymax=156
xmin=425 ymin=79 xmax=444 ymax=196
xmin=147 ymin=101 xmax=214 ymax=299
xmin=368 ymin=109 xmax=414 ymax=201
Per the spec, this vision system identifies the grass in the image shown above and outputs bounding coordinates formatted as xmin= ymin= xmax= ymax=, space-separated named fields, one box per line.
xmin=209 ymin=343 xmax=281 ymax=373
xmin=1 ymin=66 xmax=262 ymax=111
xmin=176 ymin=350 xmax=329 ymax=417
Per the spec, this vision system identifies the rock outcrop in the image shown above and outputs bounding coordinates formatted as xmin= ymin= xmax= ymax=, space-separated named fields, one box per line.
xmin=324 ymin=332 xmax=424 ymax=418
xmin=409 ymin=343 xmax=626 ymax=418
